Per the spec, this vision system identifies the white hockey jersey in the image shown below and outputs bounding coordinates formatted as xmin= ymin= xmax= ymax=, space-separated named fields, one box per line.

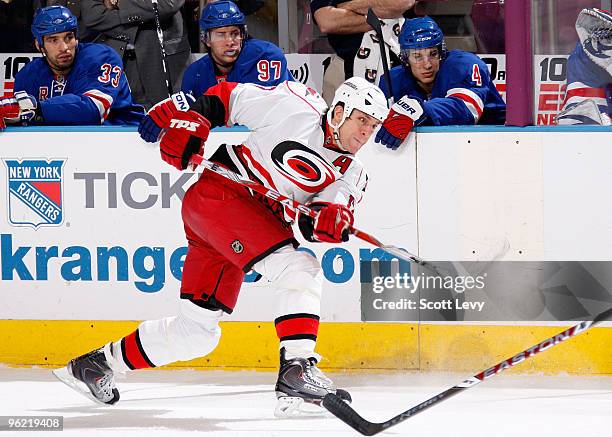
xmin=210 ymin=81 xmax=369 ymax=222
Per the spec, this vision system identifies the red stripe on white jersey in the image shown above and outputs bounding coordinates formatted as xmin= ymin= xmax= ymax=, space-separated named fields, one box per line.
xmin=446 ymin=87 xmax=484 ymax=121
xmin=238 ymin=145 xmax=278 ymax=191
xmin=238 ymin=145 xmax=297 ymax=221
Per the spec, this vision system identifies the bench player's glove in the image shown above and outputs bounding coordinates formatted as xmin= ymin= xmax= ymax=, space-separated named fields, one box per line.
xmin=139 ymin=91 xmax=195 ymax=143
xmin=375 ymin=96 xmax=424 ymax=150
xmin=0 ymin=98 xmax=19 ymax=129
xmin=160 ymin=110 xmax=211 ymax=170
xmin=299 ymin=202 xmax=354 ymax=243
xmin=0 ymin=91 xmax=39 ymax=127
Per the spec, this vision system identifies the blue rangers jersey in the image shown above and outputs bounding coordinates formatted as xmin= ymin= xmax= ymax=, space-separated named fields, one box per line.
xmin=181 ymin=38 xmax=294 ymax=97
xmin=561 ymin=42 xmax=611 ymax=115
xmin=14 ymin=43 xmax=144 ymax=125
xmin=380 ymin=50 xmax=506 ymax=125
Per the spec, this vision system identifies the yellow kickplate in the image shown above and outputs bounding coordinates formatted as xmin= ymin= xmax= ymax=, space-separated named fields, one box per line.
xmin=1 ymin=320 xmax=609 ymax=374
xmin=0 ymin=320 xmax=418 ymax=371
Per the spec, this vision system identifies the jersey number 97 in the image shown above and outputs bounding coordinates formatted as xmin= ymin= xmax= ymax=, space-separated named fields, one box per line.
xmin=257 ymin=60 xmax=282 ymax=82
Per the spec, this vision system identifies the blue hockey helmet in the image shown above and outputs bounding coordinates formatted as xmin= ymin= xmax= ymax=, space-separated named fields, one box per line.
xmin=399 ymin=16 xmax=446 ymax=64
xmin=32 ymin=5 xmax=78 ymax=47
xmin=200 ymin=1 xmax=246 ymax=38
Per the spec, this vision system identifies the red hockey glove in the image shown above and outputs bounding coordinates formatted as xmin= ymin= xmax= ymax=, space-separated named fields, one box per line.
xmin=0 ymin=98 xmax=21 ymax=129
xmin=300 ymin=202 xmax=354 ymax=243
xmin=374 ymin=96 xmax=424 ymax=150
xmin=139 ymin=91 xmax=195 ymax=143
xmin=160 ymin=110 xmax=211 ymax=170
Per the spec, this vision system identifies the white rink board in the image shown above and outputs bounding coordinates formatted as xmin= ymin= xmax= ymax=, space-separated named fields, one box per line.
xmin=2 ymin=127 xmax=611 ymax=323
xmin=0 ymin=128 xmax=417 ymax=322
xmin=416 ymin=129 xmax=612 ymax=261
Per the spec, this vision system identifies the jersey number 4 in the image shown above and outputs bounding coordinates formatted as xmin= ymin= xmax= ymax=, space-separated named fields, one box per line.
xmin=257 ymin=60 xmax=282 ymax=82
xmin=98 ymin=64 xmax=122 ymax=87
xmin=471 ymin=64 xmax=482 ymax=86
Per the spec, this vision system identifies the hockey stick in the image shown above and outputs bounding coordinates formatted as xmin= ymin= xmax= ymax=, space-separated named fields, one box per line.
xmin=151 ymin=0 xmax=173 ymax=96
xmin=188 ymin=154 xmax=439 ymax=273
xmin=366 ymin=8 xmax=394 ymax=105
xmin=322 ymin=306 xmax=612 ymax=436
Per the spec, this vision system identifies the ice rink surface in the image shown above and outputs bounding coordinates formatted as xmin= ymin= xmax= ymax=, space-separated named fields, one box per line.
xmin=1 ymin=368 xmax=610 ymax=436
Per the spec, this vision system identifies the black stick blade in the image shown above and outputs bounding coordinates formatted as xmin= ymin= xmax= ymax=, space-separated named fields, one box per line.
xmin=366 ymin=8 xmax=382 ymax=34
xmin=322 ymin=393 xmax=381 ymax=436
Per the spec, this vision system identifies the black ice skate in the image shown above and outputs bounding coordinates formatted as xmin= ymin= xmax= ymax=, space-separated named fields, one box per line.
xmin=274 ymin=347 xmax=351 ymax=417
xmin=52 ymin=347 xmax=119 ymax=406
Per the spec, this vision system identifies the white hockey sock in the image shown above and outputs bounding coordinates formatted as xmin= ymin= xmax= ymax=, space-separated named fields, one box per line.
xmin=103 ymin=341 xmax=131 ymax=373
xmin=282 ymin=339 xmax=319 ymax=361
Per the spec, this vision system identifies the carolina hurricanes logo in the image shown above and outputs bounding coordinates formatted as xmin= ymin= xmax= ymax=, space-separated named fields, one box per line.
xmin=271 ymin=141 xmax=337 ymax=193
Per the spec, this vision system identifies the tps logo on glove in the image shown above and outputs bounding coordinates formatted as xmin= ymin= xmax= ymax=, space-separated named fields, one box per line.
xmin=169 ymin=119 xmax=199 ymax=131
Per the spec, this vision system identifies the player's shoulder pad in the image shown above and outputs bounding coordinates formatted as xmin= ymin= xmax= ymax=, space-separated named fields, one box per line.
xmin=385 ymin=65 xmax=415 ymax=97
xmin=184 ymin=54 xmax=212 ymax=78
xmin=442 ymin=50 xmax=491 ymax=84
xmin=74 ymin=43 xmax=124 ymax=76
xmin=15 ymin=56 xmax=44 ymax=80
xmin=390 ymin=64 xmax=414 ymax=87
xmin=189 ymin=53 xmax=212 ymax=69
xmin=240 ymin=38 xmax=287 ymax=63
xmin=388 ymin=65 xmax=406 ymax=81
xmin=284 ymin=80 xmax=328 ymax=115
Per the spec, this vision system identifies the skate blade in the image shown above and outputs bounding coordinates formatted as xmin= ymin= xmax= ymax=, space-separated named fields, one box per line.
xmin=52 ymin=366 xmax=115 ymax=407
xmin=274 ymin=396 xmax=329 ymax=418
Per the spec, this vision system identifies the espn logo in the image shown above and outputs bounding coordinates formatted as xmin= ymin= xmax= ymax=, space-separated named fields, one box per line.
xmin=169 ymin=119 xmax=199 ymax=131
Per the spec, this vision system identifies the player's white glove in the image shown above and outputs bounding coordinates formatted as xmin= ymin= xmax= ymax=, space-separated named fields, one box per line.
xmin=2 ymin=91 xmax=39 ymax=126
xmin=557 ymin=99 xmax=611 ymax=125
xmin=374 ymin=96 xmax=424 ymax=150
xmin=576 ymin=8 xmax=612 ymax=73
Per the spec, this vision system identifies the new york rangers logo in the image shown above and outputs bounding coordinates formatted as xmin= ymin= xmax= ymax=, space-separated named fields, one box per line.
xmin=3 ymin=159 xmax=65 ymax=229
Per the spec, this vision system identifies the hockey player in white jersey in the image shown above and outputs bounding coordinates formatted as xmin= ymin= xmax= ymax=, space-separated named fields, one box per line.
xmin=53 ymin=77 xmax=388 ymax=416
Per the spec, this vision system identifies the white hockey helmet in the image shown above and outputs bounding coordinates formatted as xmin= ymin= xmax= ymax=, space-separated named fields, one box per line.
xmin=327 ymin=76 xmax=389 ymax=130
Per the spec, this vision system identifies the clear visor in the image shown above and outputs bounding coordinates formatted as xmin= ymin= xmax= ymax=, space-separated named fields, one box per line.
xmin=400 ymin=46 xmax=442 ymax=66
xmin=204 ymin=27 xmax=244 ymax=43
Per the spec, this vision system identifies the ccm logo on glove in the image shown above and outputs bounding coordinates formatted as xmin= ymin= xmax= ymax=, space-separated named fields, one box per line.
xmin=169 ymin=119 xmax=200 ymax=131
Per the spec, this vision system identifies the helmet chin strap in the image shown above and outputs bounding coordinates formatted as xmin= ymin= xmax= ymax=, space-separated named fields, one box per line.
xmin=327 ymin=119 xmax=349 ymax=152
